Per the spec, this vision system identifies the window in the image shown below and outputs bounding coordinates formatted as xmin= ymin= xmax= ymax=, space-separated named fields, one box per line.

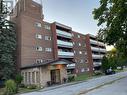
xmin=72 ymin=33 xmax=74 ymax=37
xmin=73 ymin=42 xmax=75 ymax=45
xmin=85 ymin=59 xmax=88 ymax=63
xmin=36 ymin=59 xmax=43 ymax=63
xmin=36 ymin=34 xmax=42 ymax=39
xmin=45 ymin=48 xmax=52 ymax=52
xmin=32 ymin=72 xmax=35 ymax=83
xmin=25 ymin=72 xmax=27 ymax=83
xmin=79 ymin=43 xmax=81 ymax=46
xmin=44 ymin=25 xmax=51 ymax=30
xmin=35 ymin=22 xmax=42 ymax=28
xmin=81 ymin=68 xmax=85 ymax=73
xmin=78 ymin=35 xmax=80 ymax=38
xmin=79 ymin=51 xmax=82 ymax=54
xmin=36 ymin=46 xmax=43 ymax=51
xmin=80 ymin=59 xmax=84 ymax=63
xmin=45 ymin=36 xmax=52 ymax=40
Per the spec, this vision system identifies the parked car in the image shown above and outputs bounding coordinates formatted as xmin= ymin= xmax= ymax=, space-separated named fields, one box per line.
xmin=105 ymin=68 xmax=116 ymax=75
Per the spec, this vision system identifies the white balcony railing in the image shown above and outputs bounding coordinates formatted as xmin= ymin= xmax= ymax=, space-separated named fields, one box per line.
xmin=57 ymin=40 xmax=73 ymax=48
xmin=90 ymin=39 xmax=98 ymax=45
xmin=56 ymin=29 xmax=72 ymax=38
xmin=58 ymin=51 xmax=74 ymax=58
xmin=67 ymin=63 xmax=76 ymax=69
xmin=91 ymin=47 xmax=106 ymax=53
xmin=90 ymin=39 xmax=105 ymax=46
xmin=92 ymin=54 xmax=104 ymax=59
xmin=93 ymin=62 xmax=102 ymax=66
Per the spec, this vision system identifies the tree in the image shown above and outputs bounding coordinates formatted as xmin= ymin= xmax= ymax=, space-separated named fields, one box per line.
xmin=93 ymin=0 xmax=127 ymax=56
xmin=0 ymin=0 xmax=16 ymax=80
xmin=101 ymin=56 xmax=110 ymax=71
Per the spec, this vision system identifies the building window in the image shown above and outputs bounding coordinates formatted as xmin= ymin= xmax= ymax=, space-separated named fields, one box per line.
xmin=28 ymin=72 xmax=31 ymax=84
xmin=72 ymin=33 xmax=74 ymax=37
xmin=74 ymin=51 xmax=76 ymax=54
xmin=32 ymin=72 xmax=35 ymax=83
xmin=79 ymin=43 xmax=81 ymax=46
xmin=45 ymin=36 xmax=52 ymax=40
xmin=25 ymin=72 xmax=27 ymax=83
xmin=80 ymin=59 xmax=84 ymax=63
xmin=35 ymin=22 xmax=42 ymax=28
xmin=81 ymin=68 xmax=85 ymax=73
xmin=36 ymin=59 xmax=43 ymax=64
xmin=85 ymin=59 xmax=88 ymax=63
xmin=45 ymin=48 xmax=52 ymax=52
xmin=36 ymin=34 xmax=42 ymax=39
xmin=36 ymin=46 xmax=43 ymax=51
xmin=78 ymin=35 xmax=80 ymax=38
xmin=79 ymin=51 xmax=82 ymax=54
xmin=36 ymin=72 xmax=40 ymax=83
xmin=44 ymin=25 xmax=51 ymax=30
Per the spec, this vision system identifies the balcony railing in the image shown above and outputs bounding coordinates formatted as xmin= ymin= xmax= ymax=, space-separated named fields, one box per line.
xmin=56 ymin=29 xmax=72 ymax=38
xmin=91 ymin=47 xmax=106 ymax=53
xmin=93 ymin=62 xmax=102 ymax=66
xmin=67 ymin=63 xmax=76 ymax=69
xmin=58 ymin=51 xmax=74 ymax=58
xmin=57 ymin=40 xmax=73 ymax=48
xmin=92 ymin=54 xmax=104 ymax=59
xmin=90 ymin=39 xmax=105 ymax=46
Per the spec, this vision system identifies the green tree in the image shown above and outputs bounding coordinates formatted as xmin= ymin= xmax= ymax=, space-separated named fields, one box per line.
xmin=93 ymin=0 xmax=127 ymax=56
xmin=101 ymin=56 xmax=110 ymax=71
xmin=0 ymin=0 xmax=16 ymax=80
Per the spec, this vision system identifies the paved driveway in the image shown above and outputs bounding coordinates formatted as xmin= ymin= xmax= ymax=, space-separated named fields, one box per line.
xmin=21 ymin=71 xmax=127 ymax=95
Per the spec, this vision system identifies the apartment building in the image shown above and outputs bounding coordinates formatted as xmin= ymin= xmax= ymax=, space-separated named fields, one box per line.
xmin=11 ymin=0 xmax=106 ymax=87
xmin=85 ymin=34 xmax=106 ymax=72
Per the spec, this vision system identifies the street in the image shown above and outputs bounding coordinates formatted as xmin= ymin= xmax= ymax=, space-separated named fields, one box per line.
xmin=21 ymin=71 xmax=127 ymax=95
xmin=83 ymin=76 xmax=127 ymax=95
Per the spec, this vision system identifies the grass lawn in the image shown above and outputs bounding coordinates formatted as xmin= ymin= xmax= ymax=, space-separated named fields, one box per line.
xmin=74 ymin=73 xmax=91 ymax=82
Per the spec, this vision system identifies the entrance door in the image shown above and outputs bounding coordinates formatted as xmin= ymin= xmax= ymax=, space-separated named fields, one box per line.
xmin=50 ymin=69 xmax=60 ymax=84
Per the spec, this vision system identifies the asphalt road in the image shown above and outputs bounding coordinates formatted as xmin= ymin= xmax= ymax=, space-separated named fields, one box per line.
xmin=82 ymin=75 xmax=127 ymax=95
xmin=21 ymin=71 xmax=127 ymax=95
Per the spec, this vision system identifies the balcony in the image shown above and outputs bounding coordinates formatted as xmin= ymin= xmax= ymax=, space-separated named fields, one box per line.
xmin=90 ymin=39 xmax=105 ymax=46
xmin=67 ymin=63 xmax=76 ymax=69
xmin=58 ymin=51 xmax=74 ymax=58
xmin=91 ymin=47 xmax=106 ymax=53
xmin=56 ymin=29 xmax=72 ymax=38
xmin=90 ymin=39 xmax=98 ymax=45
xmin=57 ymin=40 xmax=73 ymax=48
xmin=92 ymin=54 xmax=104 ymax=59
xmin=93 ymin=62 xmax=102 ymax=66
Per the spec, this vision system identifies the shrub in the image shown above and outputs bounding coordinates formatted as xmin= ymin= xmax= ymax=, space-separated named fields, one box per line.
xmin=27 ymin=84 xmax=37 ymax=89
xmin=94 ymin=71 xmax=103 ymax=76
xmin=68 ymin=76 xmax=75 ymax=82
xmin=15 ymin=74 xmax=23 ymax=85
xmin=4 ymin=79 xmax=16 ymax=95
xmin=15 ymin=74 xmax=23 ymax=93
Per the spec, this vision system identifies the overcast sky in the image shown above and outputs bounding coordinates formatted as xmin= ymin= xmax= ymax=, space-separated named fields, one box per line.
xmin=42 ymin=0 xmax=100 ymax=35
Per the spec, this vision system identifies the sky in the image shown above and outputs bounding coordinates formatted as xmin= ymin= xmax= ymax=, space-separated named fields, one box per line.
xmin=42 ymin=0 xmax=100 ymax=35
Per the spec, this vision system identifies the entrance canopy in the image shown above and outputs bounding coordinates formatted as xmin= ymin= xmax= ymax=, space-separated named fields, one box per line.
xmin=21 ymin=59 xmax=74 ymax=70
